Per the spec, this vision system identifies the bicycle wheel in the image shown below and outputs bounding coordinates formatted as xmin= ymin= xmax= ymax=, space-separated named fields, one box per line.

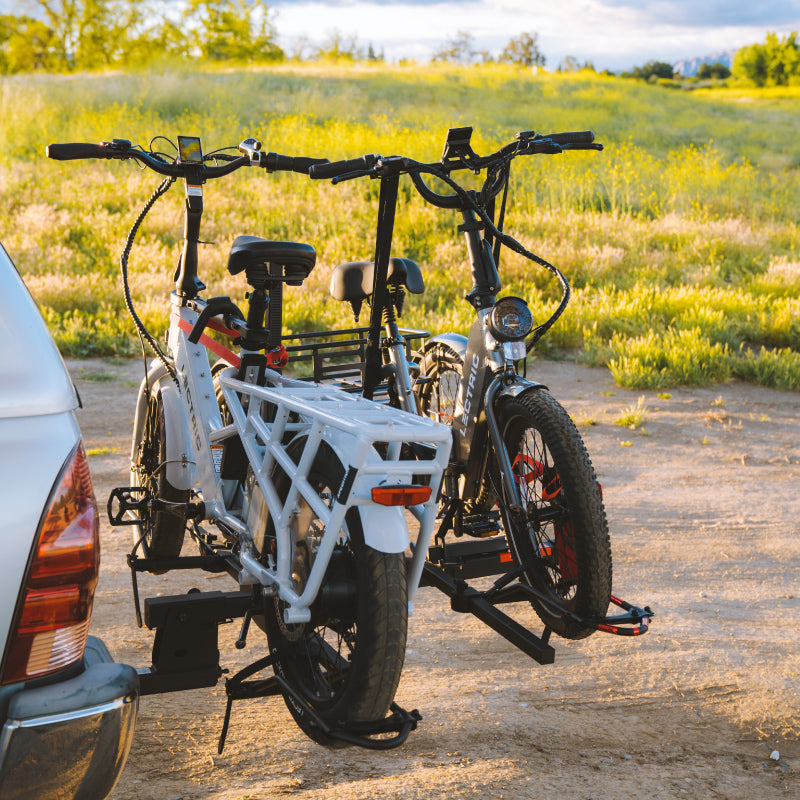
xmin=415 ymin=343 xmax=463 ymax=425
xmin=416 ymin=343 xmax=497 ymax=514
xmin=496 ymin=389 xmax=612 ymax=640
xmin=130 ymin=389 xmax=189 ymax=567
xmin=263 ymin=441 xmax=408 ymax=746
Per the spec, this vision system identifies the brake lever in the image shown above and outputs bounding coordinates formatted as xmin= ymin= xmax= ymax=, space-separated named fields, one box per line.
xmin=562 ymin=142 xmax=604 ymax=152
xmin=331 ymin=168 xmax=374 ymax=185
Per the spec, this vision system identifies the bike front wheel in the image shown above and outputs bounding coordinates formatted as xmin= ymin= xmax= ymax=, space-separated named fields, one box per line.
xmin=497 ymin=389 xmax=612 ymax=640
xmin=263 ymin=440 xmax=408 ymax=746
xmin=130 ymin=388 xmax=189 ymax=567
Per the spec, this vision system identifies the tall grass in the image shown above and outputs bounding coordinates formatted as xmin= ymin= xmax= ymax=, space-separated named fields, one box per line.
xmin=2 ymin=64 xmax=800 ymax=388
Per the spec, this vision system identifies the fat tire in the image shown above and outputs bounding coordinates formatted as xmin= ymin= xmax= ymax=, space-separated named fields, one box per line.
xmin=264 ymin=440 xmax=408 ymax=746
xmin=130 ymin=389 xmax=188 ymax=568
xmin=497 ymin=389 xmax=612 ymax=640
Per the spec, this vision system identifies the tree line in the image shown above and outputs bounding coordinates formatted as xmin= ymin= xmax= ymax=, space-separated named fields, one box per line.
xmin=0 ymin=0 xmax=284 ymax=72
xmin=624 ymin=33 xmax=800 ymax=87
xmin=0 ymin=1 xmax=549 ymax=74
xmin=2 ymin=4 xmax=800 ymax=86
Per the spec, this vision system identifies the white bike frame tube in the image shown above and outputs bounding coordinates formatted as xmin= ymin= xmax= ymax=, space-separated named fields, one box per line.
xmin=167 ymin=297 xmax=226 ymax=514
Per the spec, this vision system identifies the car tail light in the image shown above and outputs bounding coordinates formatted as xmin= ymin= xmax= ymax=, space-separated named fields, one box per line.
xmin=2 ymin=442 xmax=100 ymax=684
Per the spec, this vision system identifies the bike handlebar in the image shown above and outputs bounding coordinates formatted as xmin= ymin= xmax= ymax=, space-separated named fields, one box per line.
xmin=539 ymin=130 xmax=595 ymax=145
xmin=46 ymin=137 xmax=329 ymax=179
xmin=46 ymin=142 xmax=113 ymax=160
xmin=306 ymin=128 xmax=603 ymax=207
xmin=308 ymin=155 xmax=378 ymax=180
xmin=263 ymin=152 xmax=331 ymax=175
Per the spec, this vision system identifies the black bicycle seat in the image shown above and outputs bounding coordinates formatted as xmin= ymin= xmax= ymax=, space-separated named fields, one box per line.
xmin=227 ymin=236 xmax=316 ymax=286
xmin=330 ymin=258 xmax=424 ymax=302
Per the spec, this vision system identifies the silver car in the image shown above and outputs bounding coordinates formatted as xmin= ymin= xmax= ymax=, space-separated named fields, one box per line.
xmin=0 ymin=243 xmax=138 ymax=799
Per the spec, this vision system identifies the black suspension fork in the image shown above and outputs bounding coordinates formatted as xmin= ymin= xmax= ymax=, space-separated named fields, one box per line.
xmin=484 ymin=375 xmax=524 ymax=515
xmin=459 ymin=205 xmax=500 ymax=309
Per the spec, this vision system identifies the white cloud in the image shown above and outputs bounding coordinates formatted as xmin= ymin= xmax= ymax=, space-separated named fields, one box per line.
xmin=271 ymin=0 xmax=800 ymax=69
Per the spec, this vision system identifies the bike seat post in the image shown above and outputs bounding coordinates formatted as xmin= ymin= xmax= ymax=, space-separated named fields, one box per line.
xmin=267 ymin=263 xmax=283 ymax=350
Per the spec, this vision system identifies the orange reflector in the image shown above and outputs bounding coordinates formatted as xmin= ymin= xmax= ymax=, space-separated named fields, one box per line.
xmin=371 ymin=484 xmax=432 ymax=506
xmin=499 ymin=551 xmax=513 ymax=564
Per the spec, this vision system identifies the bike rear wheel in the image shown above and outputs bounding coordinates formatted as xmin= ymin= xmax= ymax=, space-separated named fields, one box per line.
xmin=130 ymin=388 xmax=189 ymax=567
xmin=415 ymin=342 xmax=463 ymax=425
xmin=263 ymin=440 xmax=408 ymax=746
xmin=416 ymin=342 xmax=498 ymax=513
xmin=497 ymin=389 xmax=612 ymax=640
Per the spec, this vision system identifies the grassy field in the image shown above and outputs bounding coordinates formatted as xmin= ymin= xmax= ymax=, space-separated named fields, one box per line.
xmin=2 ymin=64 xmax=800 ymax=389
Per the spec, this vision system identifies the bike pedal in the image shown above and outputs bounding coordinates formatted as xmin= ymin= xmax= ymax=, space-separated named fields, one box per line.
xmin=107 ymin=486 xmax=150 ymax=526
xmin=460 ymin=514 xmax=500 ymax=538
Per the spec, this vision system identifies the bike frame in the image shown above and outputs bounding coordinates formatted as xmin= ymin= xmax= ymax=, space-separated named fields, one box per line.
xmin=133 ymin=292 xmax=451 ymax=622
xmin=129 ymin=171 xmax=451 ymax=624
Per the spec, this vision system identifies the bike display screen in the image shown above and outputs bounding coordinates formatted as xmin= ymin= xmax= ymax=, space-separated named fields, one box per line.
xmin=177 ymin=136 xmax=203 ymax=165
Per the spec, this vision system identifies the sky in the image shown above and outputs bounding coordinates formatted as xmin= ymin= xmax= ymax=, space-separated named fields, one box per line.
xmin=266 ymin=0 xmax=800 ymax=71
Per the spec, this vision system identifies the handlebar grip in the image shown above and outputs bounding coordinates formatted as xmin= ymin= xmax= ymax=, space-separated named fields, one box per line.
xmin=541 ymin=131 xmax=595 ymax=145
xmin=46 ymin=142 xmax=110 ymax=160
xmin=266 ymin=153 xmax=330 ymax=174
xmin=309 ymin=155 xmax=377 ymax=179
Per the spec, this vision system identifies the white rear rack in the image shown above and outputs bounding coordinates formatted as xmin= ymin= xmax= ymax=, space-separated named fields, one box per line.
xmin=215 ymin=371 xmax=451 ymax=622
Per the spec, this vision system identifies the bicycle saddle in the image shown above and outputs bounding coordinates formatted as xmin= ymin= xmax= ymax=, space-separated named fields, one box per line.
xmin=330 ymin=258 xmax=424 ymax=302
xmin=227 ymin=236 xmax=316 ymax=286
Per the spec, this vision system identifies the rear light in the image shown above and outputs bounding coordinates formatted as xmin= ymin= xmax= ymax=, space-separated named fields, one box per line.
xmin=371 ymin=484 xmax=432 ymax=506
xmin=2 ymin=442 xmax=100 ymax=684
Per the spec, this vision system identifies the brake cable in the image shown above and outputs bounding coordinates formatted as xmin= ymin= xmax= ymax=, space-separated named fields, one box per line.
xmin=410 ymin=161 xmax=571 ymax=350
xmin=120 ymin=173 xmax=179 ymax=385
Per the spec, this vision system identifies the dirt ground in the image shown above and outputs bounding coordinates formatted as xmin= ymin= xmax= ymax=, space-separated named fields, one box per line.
xmin=68 ymin=356 xmax=799 ymax=800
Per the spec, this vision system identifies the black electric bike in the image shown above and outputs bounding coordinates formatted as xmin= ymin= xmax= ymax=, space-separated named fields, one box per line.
xmin=303 ymin=127 xmax=652 ymax=646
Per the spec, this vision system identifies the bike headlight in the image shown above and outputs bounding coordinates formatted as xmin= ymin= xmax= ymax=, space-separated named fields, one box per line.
xmin=488 ymin=297 xmax=533 ymax=342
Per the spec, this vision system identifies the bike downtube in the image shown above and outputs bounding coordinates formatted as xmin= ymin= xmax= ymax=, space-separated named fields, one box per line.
xmin=362 ymin=173 xmax=400 ymax=399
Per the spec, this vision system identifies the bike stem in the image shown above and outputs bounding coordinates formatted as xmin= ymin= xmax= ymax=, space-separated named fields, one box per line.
xmin=459 ymin=201 xmax=501 ymax=311
xmin=175 ymin=171 xmax=207 ymax=299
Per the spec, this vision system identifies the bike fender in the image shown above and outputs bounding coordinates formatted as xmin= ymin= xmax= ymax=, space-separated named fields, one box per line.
xmin=131 ymin=364 xmax=197 ymax=491
xmin=321 ymin=428 xmax=409 ymax=554
xmin=421 ymin=332 xmax=468 ymax=360
xmin=497 ymin=378 xmax=547 ymax=399
xmin=357 ymin=504 xmax=408 ymax=554
xmin=159 ymin=380 xmax=198 ymax=490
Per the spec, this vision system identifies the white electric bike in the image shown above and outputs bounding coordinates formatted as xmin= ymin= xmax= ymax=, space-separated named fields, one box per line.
xmin=47 ymin=135 xmax=451 ymax=749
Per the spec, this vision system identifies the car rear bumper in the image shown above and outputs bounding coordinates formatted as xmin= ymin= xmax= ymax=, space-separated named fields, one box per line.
xmin=0 ymin=636 xmax=138 ymax=800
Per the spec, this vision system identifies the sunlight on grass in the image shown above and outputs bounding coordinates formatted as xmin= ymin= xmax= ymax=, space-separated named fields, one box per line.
xmin=2 ymin=65 xmax=799 ymax=389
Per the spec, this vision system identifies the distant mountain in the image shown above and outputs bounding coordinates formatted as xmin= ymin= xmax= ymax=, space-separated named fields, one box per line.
xmin=673 ymin=49 xmax=738 ymax=77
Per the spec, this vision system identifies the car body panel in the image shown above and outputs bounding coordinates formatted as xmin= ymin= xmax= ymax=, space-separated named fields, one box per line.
xmin=0 ymin=244 xmax=78 ymax=419
xmin=0 ymin=413 xmax=81 ymax=658
xmin=0 ymin=243 xmax=138 ymax=800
